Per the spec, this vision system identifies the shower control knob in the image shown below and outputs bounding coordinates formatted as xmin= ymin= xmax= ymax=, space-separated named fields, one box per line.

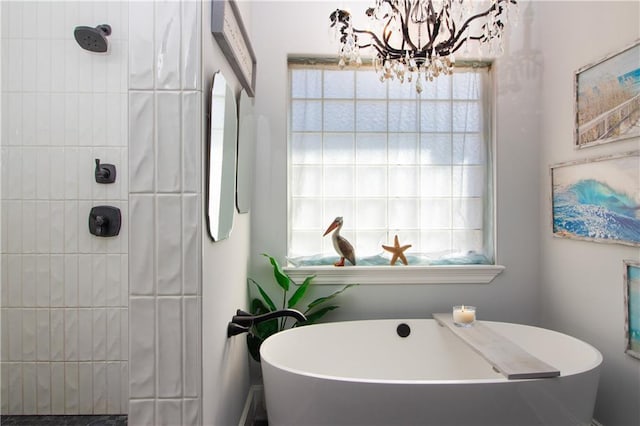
xmin=95 ymin=216 xmax=107 ymax=233
xmin=95 ymin=158 xmax=116 ymax=183
xmin=89 ymin=206 xmax=121 ymax=237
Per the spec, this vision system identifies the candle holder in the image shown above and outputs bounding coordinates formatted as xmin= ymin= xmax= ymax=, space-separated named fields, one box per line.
xmin=453 ymin=305 xmax=476 ymax=327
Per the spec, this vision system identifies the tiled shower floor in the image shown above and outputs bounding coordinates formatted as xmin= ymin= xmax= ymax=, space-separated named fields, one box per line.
xmin=0 ymin=415 xmax=127 ymax=426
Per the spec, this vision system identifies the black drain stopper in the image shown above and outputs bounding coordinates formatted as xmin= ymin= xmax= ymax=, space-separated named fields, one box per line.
xmin=397 ymin=323 xmax=411 ymax=338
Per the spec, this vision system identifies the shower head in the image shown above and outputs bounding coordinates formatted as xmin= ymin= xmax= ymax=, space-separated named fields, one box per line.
xmin=74 ymin=24 xmax=111 ymax=53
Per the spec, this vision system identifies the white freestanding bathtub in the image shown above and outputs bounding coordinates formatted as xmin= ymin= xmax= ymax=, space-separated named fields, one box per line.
xmin=260 ymin=319 xmax=602 ymax=426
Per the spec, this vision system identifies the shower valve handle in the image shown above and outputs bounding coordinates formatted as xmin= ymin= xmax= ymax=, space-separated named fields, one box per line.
xmin=94 ymin=215 xmax=107 ymax=235
xmin=95 ymin=158 xmax=116 ymax=184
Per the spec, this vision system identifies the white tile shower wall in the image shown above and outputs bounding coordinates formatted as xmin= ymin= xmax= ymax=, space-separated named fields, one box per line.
xmin=127 ymin=1 xmax=202 ymax=425
xmin=0 ymin=1 xmax=129 ymax=415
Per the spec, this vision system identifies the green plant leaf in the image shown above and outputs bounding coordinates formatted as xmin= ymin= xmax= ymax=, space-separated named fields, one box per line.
xmin=249 ymin=278 xmax=277 ymax=312
xmin=254 ymin=318 xmax=278 ymax=339
xmin=306 ymin=284 xmax=356 ymax=310
xmin=262 ymin=253 xmax=290 ymax=291
xmin=246 ymin=334 xmax=263 ymax=363
xmin=249 ymin=298 xmax=269 ymax=315
xmin=287 ymin=274 xmax=315 ymax=308
xmin=300 ymin=305 xmax=338 ymax=325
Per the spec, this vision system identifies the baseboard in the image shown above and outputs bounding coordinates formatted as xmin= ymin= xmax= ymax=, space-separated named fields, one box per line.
xmin=238 ymin=385 xmax=266 ymax=426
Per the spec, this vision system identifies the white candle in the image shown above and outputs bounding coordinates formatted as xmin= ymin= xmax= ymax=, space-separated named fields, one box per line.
xmin=453 ymin=305 xmax=476 ymax=326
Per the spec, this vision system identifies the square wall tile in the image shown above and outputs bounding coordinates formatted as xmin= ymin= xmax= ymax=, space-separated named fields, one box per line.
xmin=183 ymin=398 xmax=200 ymax=426
xmin=129 ymin=399 xmax=155 ymax=426
xmin=156 ymin=399 xmax=182 ymax=426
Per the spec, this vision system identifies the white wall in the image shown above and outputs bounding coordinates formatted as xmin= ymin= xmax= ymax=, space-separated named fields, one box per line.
xmin=535 ymin=2 xmax=640 ymax=425
xmin=1 ymin=1 xmax=129 ymax=415
xmin=249 ymin=1 xmax=541 ymax=325
xmin=201 ymin=1 xmax=252 ymax=425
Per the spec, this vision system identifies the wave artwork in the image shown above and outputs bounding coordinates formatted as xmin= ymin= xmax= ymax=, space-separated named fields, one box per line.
xmin=552 ymin=152 xmax=640 ymax=246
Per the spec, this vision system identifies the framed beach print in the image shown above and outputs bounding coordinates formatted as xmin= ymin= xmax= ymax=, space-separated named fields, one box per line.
xmin=551 ymin=151 xmax=640 ymax=246
xmin=574 ymin=40 xmax=640 ymax=148
xmin=624 ymin=260 xmax=640 ymax=360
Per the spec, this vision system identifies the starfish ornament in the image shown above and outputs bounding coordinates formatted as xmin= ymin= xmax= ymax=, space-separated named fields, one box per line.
xmin=382 ymin=235 xmax=412 ymax=266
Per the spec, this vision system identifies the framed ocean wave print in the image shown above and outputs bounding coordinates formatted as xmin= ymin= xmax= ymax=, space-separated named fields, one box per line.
xmin=624 ymin=260 xmax=640 ymax=360
xmin=574 ymin=40 xmax=640 ymax=148
xmin=551 ymin=151 xmax=640 ymax=247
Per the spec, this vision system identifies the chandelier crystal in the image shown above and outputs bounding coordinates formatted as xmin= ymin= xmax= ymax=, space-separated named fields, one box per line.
xmin=330 ymin=0 xmax=517 ymax=92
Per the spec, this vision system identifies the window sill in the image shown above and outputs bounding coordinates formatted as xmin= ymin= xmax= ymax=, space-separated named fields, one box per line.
xmin=283 ymin=264 xmax=505 ymax=285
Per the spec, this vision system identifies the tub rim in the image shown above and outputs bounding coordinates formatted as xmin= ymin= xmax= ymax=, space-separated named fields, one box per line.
xmin=259 ymin=318 xmax=603 ymax=385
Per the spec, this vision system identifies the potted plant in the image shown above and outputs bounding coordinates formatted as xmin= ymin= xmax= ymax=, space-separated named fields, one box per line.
xmin=247 ymin=253 xmax=355 ymax=362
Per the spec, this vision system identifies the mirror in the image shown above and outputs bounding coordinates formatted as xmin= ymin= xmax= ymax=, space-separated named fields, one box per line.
xmin=206 ymin=71 xmax=238 ymax=241
xmin=236 ymin=89 xmax=256 ymax=214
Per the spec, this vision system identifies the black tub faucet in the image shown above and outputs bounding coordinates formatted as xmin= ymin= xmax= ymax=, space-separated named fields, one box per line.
xmin=227 ymin=309 xmax=307 ymax=337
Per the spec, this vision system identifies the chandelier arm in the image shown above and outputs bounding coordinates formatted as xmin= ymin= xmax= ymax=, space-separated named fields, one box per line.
xmin=451 ymin=2 xmax=502 ymax=47
xmin=450 ymin=34 xmax=484 ymax=55
xmin=353 ymin=28 xmax=388 ymax=53
xmin=449 ymin=36 xmax=483 ymax=53
xmin=352 ymin=27 xmax=410 ymax=60
xmin=401 ymin=0 xmax=420 ymax=51
xmin=400 ymin=14 xmax=419 ymax=51
xmin=429 ymin=3 xmax=450 ymax=52
xmin=424 ymin=0 xmax=437 ymax=50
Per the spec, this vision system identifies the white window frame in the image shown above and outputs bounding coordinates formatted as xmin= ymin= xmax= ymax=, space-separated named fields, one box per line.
xmin=284 ymin=58 xmax=504 ymax=285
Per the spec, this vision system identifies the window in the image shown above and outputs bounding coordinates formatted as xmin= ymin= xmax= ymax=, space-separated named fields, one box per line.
xmin=287 ymin=60 xmax=495 ymax=269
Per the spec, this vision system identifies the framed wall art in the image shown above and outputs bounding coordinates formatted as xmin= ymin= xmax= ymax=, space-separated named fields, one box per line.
xmin=551 ymin=151 xmax=640 ymax=246
xmin=211 ymin=0 xmax=257 ymax=97
xmin=574 ymin=39 xmax=640 ymax=148
xmin=624 ymin=260 xmax=640 ymax=360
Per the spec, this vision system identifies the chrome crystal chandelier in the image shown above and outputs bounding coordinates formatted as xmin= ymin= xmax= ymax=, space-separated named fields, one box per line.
xmin=330 ymin=0 xmax=518 ymax=92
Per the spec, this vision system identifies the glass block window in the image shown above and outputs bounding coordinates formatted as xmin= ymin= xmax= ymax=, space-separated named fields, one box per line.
xmin=288 ymin=62 xmax=494 ymax=266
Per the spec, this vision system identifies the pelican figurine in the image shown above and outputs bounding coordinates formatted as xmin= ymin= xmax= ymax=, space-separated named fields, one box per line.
xmin=323 ymin=216 xmax=356 ymax=267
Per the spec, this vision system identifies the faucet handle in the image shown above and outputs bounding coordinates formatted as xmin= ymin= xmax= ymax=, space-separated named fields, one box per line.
xmin=231 ymin=313 xmax=255 ymax=327
xmin=227 ymin=323 xmax=250 ymax=338
xmin=235 ymin=309 xmax=252 ymax=316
